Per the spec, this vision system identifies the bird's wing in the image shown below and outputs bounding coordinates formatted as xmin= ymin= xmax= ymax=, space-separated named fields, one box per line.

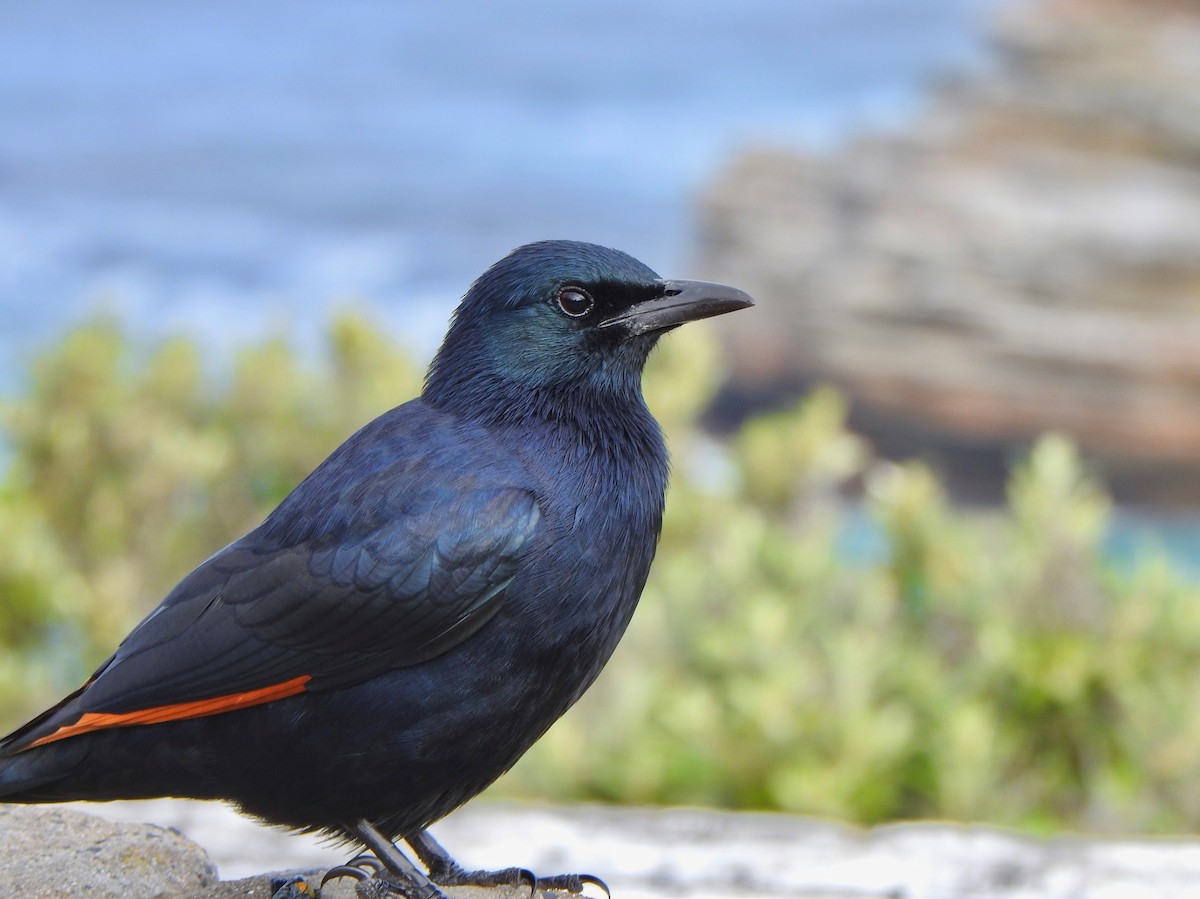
xmin=10 ymin=467 xmax=541 ymax=750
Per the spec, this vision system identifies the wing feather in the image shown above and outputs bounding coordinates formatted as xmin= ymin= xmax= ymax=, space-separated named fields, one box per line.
xmin=3 ymin=419 xmax=543 ymax=752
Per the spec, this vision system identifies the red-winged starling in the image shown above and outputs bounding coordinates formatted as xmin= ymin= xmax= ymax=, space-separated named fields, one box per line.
xmin=0 ymin=240 xmax=752 ymax=898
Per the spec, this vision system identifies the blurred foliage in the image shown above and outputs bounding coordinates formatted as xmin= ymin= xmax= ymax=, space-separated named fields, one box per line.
xmin=3 ymin=315 xmax=1200 ymax=834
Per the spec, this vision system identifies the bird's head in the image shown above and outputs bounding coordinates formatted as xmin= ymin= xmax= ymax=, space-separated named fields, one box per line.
xmin=424 ymin=240 xmax=752 ymax=420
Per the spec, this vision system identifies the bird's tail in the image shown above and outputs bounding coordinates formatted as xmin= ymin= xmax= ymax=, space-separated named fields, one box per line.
xmin=0 ymin=700 xmax=89 ymax=802
xmin=0 ymin=743 xmax=82 ymax=802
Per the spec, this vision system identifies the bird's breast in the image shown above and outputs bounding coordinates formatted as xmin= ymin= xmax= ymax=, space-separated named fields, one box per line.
xmin=490 ymin=429 xmax=666 ymax=703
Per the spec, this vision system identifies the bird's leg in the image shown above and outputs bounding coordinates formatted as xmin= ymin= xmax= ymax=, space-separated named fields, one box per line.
xmin=406 ymin=829 xmax=534 ymax=891
xmin=404 ymin=829 xmax=475 ymax=882
xmin=321 ymin=820 xmax=446 ymax=899
xmin=407 ymin=829 xmax=610 ymax=898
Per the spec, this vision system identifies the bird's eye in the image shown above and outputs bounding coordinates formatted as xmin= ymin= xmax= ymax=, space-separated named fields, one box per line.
xmin=556 ymin=287 xmax=594 ymax=318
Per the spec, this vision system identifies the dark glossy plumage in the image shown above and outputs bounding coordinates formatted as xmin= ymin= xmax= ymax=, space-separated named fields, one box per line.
xmin=0 ymin=241 xmax=751 ymax=873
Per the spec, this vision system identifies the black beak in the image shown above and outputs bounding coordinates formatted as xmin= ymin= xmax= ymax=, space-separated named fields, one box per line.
xmin=598 ymin=279 xmax=754 ymax=336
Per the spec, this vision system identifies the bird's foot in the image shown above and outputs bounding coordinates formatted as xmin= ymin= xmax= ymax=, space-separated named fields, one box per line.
xmin=532 ymin=873 xmax=610 ymax=898
xmin=321 ymin=852 xmax=382 ymax=884
xmin=321 ymin=853 xmax=445 ymax=899
xmin=351 ymin=877 xmax=438 ymax=899
xmin=433 ymin=865 xmax=609 ymax=897
xmin=409 ymin=829 xmax=608 ymax=897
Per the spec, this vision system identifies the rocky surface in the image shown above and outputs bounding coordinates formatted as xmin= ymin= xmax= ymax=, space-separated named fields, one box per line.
xmin=0 ymin=805 xmax=217 ymax=898
xmin=0 ymin=804 xmax=541 ymax=899
xmin=697 ymin=0 xmax=1200 ymax=502
xmin=1 ymin=799 xmax=1198 ymax=898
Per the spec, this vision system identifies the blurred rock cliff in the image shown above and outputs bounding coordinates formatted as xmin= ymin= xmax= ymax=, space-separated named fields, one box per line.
xmin=698 ymin=0 xmax=1200 ymax=504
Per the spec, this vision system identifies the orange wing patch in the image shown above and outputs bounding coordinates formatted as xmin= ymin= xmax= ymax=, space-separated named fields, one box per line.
xmin=28 ymin=675 xmax=312 ymax=749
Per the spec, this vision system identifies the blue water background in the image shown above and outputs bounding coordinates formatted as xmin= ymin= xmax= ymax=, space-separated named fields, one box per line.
xmin=0 ymin=0 xmax=995 ymax=364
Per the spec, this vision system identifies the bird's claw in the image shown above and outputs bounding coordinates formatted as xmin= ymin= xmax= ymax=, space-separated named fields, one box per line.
xmin=534 ymin=872 xmax=611 ymax=898
xmin=321 ymin=853 xmax=384 ymax=885
xmin=322 ymin=855 xmax=445 ymax=899
xmin=428 ymin=864 xmax=607 ymax=898
xmin=491 ymin=866 xmax=538 ymax=894
xmin=435 ymin=865 xmax=537 ymax=894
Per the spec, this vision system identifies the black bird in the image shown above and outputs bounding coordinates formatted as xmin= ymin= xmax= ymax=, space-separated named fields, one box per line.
xmin=0 ymin=240 xmax=752 ymax=897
